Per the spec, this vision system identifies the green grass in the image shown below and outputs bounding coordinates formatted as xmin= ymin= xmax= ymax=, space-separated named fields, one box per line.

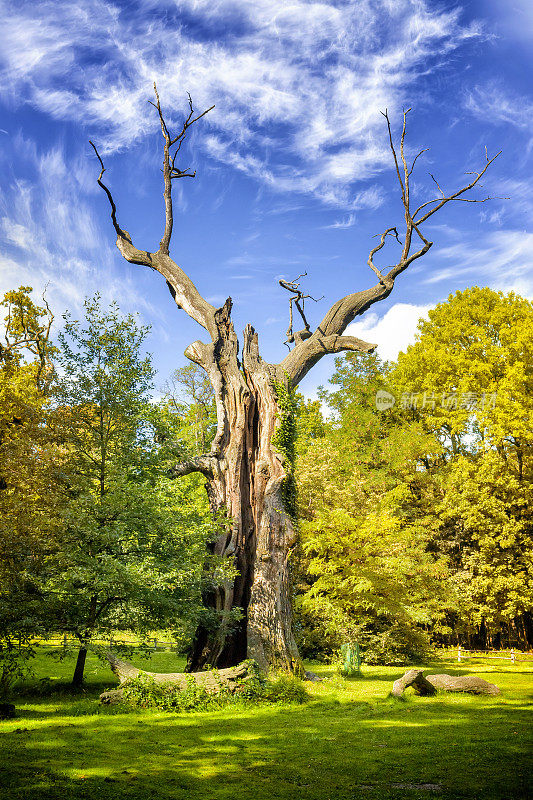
xmin=1 ymin=649 xmax=531 ymax=800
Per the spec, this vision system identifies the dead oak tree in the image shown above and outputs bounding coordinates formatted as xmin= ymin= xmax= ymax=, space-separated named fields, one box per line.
xmin=91 ymin=89 xmax=500 ymax=673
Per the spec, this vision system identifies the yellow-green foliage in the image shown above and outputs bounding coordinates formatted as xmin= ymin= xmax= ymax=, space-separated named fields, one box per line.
xmin=295 ymin=353 xmax=441 ymax=664
xmin=0 ymin=287 xmax=59 ymax=693
xmin=392 ymin=287 xmax=533 ymax=643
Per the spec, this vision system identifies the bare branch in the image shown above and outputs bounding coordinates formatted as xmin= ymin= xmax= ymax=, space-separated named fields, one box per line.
xmin=153 ymin=83 xmax=173 ymax=254
xmin=408 ymin=148 xmax=429 ymax=176
xmin=399 ymin=107 xmax=411 ymax=208
xmin=280 ymin=113 xmax=501 ymax=385
xmin=278 ymin=273 xmax=323 ymax=347
xmin=367 ymin=227 xmax=401 ymax=283
xmin=89 ymin=142 xmax=154 ymax=266
xmin=428 ymin=171 xmax=446 ymax=198
xmin=413 ymin=150 xmax=502 ymax=223
xmin=381 ymin=109 xmax=406 ymax=205
xmin=152 ymin=82 xmax=214 ymax=254
xmin=89 ymin=141 xmax=127 ymax=240
xmin=91 ymin=88 xmax=218 ymax=337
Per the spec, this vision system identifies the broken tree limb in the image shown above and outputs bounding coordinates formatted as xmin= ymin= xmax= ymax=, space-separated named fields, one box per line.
xmin=96 ymin=648 xmax=254 ymax=704
xmin=102 ymin=649 xmax=250 ymax=687
xmin=391 ymin=669 xmax=501 ymax=697
xmin=391 ymin=669 xmax=436 ymax=697
xmin=425 ymin=673 xmax=501 ymax=695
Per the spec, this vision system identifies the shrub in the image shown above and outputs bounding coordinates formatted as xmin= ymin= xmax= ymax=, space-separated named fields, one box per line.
xmin=357 ymin=623 xmax=434 ymax=666
xmin=264 ymin=673 xmax=309 ymax=704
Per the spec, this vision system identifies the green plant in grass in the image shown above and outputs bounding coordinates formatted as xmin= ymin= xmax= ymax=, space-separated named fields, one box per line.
xmin=263 ymin=672 xmax=309 ymax=703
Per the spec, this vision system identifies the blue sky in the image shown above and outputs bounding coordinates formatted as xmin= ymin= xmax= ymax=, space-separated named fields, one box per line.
xmin=1 ymin=0 xmax=532 ymax=396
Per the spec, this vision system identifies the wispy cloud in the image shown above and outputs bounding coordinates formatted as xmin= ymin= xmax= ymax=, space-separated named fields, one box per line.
xmin=464 ymin=81 xmax=533 ymax=133
xmin=0 ymin=134 xmax=157 ymax=321
xmin=322 ymin=213 xmax=356 ymax=230
xmin=425 ymin=229 xmax=533 ymax=298
xmin=0 ymin=0 xmax=483 ymax=207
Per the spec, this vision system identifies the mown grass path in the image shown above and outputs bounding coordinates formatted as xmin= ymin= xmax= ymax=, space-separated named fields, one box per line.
xmin=1 ymin=652 xmax=531 ymax=799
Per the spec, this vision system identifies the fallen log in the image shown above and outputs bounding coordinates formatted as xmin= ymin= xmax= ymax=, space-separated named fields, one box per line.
xmin=95 ymin=648 xmax=255 ymax=704
xmin=425 ymin=673 xmax=500 ymax=695
xmin=391 ymin=669 xmax=500 ymax=697
xmin=391 ymin=669 xmax=436 ymax=698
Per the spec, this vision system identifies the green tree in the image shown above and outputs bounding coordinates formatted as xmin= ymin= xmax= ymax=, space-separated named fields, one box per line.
xmin=296 ymin=353 xmax=445 ymax=664
xmin=0 ymin=287 xmax=57 ymax=695
xmin=392 ymin=287 xmax=533 ymax=647
xmin=163 ymin=363 xmax=216 ymax=455
xmin=49 ymin=296 xmax=217 ymax=685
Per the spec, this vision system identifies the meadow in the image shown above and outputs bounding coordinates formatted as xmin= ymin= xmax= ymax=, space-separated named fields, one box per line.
xmin=0 ymin=649 xmax=531 ymax=800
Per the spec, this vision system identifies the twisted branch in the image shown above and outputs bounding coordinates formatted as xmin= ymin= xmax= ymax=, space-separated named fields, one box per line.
xmin=89 ymin=141 xmax=127 ymax=240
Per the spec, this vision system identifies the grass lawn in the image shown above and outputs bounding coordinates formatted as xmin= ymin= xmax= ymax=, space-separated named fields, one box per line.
xmin=0 ymin=649 xmax=531 ymax=800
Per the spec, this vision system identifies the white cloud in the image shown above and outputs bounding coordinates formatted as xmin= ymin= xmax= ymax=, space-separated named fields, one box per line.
xmin=322 ymin=213 xmax=356 ymax=230
xmin=346 ymin=302 xmax=433 ymax=361
xmin=0 ymin=0 xmax=483 ymax=207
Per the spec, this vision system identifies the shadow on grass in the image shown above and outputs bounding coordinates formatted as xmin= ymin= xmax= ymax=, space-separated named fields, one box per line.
xmin=1 ymin=685 xmax=531 ymax=800
xmin=13 ymin=681 xmax=114 ymax=698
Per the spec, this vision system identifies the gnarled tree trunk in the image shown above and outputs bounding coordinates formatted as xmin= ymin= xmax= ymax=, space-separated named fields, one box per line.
xmin=183 ymin=314 xmax=301 ymax=673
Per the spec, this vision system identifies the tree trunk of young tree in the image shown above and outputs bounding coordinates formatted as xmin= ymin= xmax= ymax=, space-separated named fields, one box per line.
xmin=92 ymin=89 xmax=498 ymax=674
xmin=72 ymin=646 xmax=88 ymax=687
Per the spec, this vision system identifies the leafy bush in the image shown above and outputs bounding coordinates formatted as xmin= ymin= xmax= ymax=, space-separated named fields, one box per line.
xmin=263 ymin=673 xmax=309 ymax=704
xmin=355 ymin=622 xmax=434 ymax=666
xmin=293 ymin=603 xmax=339 ymax=661
xmin=122 ymin=673 xmax=225 ymax=712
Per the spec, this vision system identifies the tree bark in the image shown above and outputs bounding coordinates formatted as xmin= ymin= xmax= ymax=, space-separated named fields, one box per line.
xmin=72 ymin=647 xmax=88 ymax=687
xmin=185 ymin=319 xmax=301 ymax=674
xmin=72 ymin=595 xmax=98 ymax=686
